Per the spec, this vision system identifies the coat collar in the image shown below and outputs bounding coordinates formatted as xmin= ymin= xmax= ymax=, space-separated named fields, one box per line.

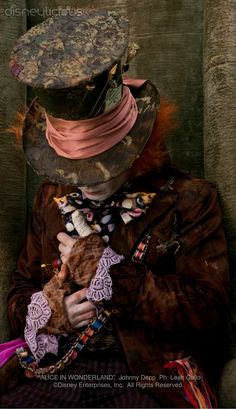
xmin=110 ymin=174 xmax=179 ymax=257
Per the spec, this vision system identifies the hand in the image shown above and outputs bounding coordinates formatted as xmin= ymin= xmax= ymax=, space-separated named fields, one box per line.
xmin=64 ymin=288 xmax=97 ymax=329
xmin=57 ymin=232 xmax=76 ymax=264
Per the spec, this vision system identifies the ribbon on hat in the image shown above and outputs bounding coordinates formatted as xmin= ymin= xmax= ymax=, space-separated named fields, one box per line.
xmin=45 ymin=78 xmax=146 ymax=159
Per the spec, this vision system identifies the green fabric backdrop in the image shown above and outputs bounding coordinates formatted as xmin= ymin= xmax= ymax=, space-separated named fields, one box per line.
xmin=203 ymin=0 xmax=236 ymax=356
xmin=0 ymin=0 xmax=27 ymax=341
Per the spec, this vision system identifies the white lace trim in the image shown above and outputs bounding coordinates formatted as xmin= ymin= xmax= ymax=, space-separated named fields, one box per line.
xmin=24 ymin=291 xmax=58 ymax=362
xmin=86 ymin=247 xmax=124 ymax=302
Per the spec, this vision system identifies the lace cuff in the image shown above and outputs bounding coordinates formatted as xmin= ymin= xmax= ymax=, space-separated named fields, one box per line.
xmin=24 ymin=291 xmax=58 ymax=362
xmin=86 ymin=247 xmax=124 ymax=303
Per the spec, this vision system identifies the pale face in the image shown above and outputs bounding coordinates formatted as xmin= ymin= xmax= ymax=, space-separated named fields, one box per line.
xmin=79 ymin=171 xmax=130 ymax=201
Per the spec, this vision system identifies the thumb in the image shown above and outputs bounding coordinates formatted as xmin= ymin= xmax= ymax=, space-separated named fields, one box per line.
xmin=58 ymin=263 xmax=69 ymax=282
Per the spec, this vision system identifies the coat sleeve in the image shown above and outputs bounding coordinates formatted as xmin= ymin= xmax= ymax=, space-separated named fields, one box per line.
xmin=7 ymin=189 xmax=43 ymax=338
xmin=106 ymin=182 xmax=230 ymax=333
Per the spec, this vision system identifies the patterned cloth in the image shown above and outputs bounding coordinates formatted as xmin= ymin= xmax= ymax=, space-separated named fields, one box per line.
xmin=54 ymin=187 xmax=156 ymax=242
xmin=0 ymin=352 xmax=160 ymax=408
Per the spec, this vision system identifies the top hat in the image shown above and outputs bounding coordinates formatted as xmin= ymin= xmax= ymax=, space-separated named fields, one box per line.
xmin=10 ymin=8 xmax=159 ymax=186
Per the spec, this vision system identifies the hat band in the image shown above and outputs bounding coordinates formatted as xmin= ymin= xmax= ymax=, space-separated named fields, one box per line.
xmin=45 ymin=85 xmax=138 ymax=160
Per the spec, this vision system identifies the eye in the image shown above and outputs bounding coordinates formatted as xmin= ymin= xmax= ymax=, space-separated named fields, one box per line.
xmin=136 ymin=196 xmax=144 ymax=207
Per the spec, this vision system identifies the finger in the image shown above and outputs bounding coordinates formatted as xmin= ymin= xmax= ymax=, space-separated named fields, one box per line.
xmin=60 ymin=255 xmax=67 ymax=264
xmin=74 ymin=319 xmax=92 ymax=329
xmin=72 ymin=310 xmax=96 ymax=326
xmin=57 ymin=232 xmax=76 ymax=247
xmin=58 ymin=264 xmax=69 ymax=281
xmin=76 ymin=300 xmax=96 ymax=313
xmin=64 ymin=288 xmax=88 ymax=310
xmin=70 ymin=301 xmax=96 ymax=319
xmin=66 ymin=288 xmax=88 ymax=306
xmin=68 ymin=301 xmax=96 ymax=323
xmin=79 ymin=310 xmax=96 ymax=322
xmin=58 ymin=243 xmax=70 ymax=256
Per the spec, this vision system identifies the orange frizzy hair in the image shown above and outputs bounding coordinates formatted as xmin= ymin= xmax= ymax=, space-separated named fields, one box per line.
xmin=4 ymin=108 xmax=26 ymax=145
xmin=129 ymin=98 xmax=178 ymax=178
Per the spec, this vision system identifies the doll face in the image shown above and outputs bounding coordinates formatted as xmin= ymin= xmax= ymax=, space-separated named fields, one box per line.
xmin=79 ymin=171 xmax=130 ymax=201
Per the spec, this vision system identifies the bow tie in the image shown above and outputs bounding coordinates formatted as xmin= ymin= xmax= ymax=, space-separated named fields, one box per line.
xmin=54 ymin=189 xmax=156 ymax=243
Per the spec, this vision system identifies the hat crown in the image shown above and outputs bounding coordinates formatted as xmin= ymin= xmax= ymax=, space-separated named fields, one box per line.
xmin=10 ymin=8 xmax=159 ymax=186
xmin=10 ymin=8 xmax=129 ymax=90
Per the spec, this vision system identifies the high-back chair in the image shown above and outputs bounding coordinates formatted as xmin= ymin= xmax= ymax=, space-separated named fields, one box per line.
xmin=0 ymin=1 xmax=235 ymax=406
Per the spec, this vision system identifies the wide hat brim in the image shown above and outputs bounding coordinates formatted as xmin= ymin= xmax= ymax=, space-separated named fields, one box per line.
xmin=23 ymin=81 xmax=159 ymax=186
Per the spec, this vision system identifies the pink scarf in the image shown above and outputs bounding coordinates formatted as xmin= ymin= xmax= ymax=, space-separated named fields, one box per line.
xmin=45 ymin=78 xmax=146 ymax=159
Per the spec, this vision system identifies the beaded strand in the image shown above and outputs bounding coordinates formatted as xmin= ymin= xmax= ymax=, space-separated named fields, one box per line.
xmin=16 ymin=308 xmax=111 ymax=379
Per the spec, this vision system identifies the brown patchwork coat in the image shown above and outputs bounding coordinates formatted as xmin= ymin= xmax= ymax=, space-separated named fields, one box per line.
xmin=7 ymin=166 xmax=230 ymax=407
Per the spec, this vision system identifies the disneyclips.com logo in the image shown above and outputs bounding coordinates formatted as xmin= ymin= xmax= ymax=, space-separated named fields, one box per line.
xmin=1 ymin=5 xmax=83 ymax=18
